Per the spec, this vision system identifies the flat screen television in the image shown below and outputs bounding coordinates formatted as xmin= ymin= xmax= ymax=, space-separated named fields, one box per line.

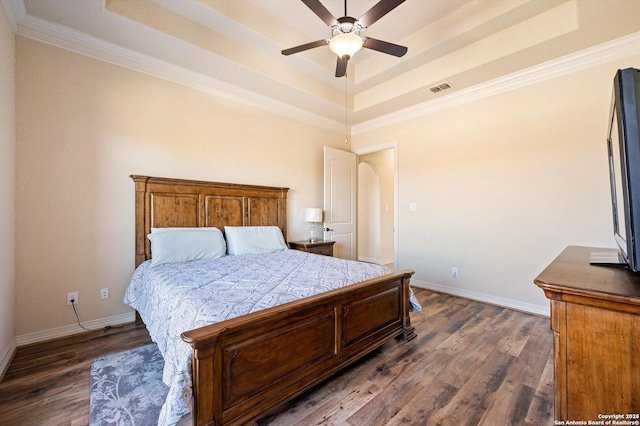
xmin=592 ymin=68 xmax=640 ymax=271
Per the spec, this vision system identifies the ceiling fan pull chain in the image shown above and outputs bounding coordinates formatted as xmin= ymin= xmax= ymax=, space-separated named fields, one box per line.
xmin=345 ymin=74 xmax=348 ymax=144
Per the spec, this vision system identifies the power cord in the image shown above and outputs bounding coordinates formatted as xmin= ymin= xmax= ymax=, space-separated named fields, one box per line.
xmin=70 ymin=299 xmax=121 ymax=333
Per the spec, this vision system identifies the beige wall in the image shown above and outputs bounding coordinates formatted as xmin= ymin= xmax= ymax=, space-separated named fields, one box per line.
xmin=0 ymin=3 xmax=16 ymax=374
xmin=15 ymin=37 xmax=346 ymax=336
xmin=353 ymin=56 xmax=640 ymax=312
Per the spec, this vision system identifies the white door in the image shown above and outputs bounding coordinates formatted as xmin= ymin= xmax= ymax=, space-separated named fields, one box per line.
xmin=323 ymin=146 xmax=357 ymax=260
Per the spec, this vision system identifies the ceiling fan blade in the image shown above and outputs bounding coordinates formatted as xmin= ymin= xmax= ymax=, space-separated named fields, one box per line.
xmin=357 ymin=0 xmax=406 ymax=28
xmin=363 ymin=37 xmax=408 ymax=57
xmin=335 ymin=56 xmax=348 ymax=77
xmin=281 ymin=39 xmax=328 ymax=55
xmin=301 ymin=0 xmax=338 ymax=27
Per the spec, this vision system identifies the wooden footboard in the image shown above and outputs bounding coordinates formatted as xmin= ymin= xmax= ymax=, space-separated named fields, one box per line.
xmin=181 ymin=270 xmax=415 ymax=426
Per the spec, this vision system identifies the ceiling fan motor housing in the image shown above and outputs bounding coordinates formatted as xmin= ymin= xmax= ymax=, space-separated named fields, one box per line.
xmin=333 ymin=16 xmax=362 ymax=36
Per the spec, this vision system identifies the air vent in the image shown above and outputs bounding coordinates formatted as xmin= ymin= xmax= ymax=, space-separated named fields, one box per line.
xmin=428 ymin=82 xmax=452 ymax=94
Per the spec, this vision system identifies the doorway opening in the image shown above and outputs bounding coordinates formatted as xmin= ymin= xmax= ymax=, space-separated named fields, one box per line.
xmin=354 ymin=143 xmax=398 ymax=270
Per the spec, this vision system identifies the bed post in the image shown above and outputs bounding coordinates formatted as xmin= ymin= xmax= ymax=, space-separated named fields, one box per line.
xmin=190 ymin=342 xmax=220 ymax=426
xmin=400 ymin=271 xmax=416 ymax=341
xmin=131 ymin=175 xmax=149 ymax=268
xmin=131 ymin=176 xmax=150 ymax=326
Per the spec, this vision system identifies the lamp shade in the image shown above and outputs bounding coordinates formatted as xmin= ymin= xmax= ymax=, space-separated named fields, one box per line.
xmin=329 ymin=33 xmax=363 ymax=58
xmin=304 ymin=208 xmax=323 ymax=223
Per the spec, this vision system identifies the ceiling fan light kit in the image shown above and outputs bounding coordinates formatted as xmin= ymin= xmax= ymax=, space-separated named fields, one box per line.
xmin=329 ymin=33 xmax=363 ymax=59
xmin=282 ymin=0 xmax=408 ymax=77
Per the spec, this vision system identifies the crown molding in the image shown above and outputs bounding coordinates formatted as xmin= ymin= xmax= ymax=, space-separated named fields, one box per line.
xmin=352 ymin=31 xmax=640 ymax=135
xmin=12 ymin=8 xmax=344 ymax=134
xmin=1 ymin=0 xmax=25 ymax=33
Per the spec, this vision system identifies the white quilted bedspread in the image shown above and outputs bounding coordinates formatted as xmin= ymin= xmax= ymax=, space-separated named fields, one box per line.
xmin=124 ymin=249 xmax=412 ymax=426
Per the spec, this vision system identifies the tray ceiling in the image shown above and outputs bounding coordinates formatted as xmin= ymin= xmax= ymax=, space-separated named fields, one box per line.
xmin=5 ymin=0 xmax=640 ymax=132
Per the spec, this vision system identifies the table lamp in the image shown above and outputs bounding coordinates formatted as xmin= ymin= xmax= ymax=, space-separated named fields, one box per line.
xmin=304 ymin=208 xmax=323 ymax=242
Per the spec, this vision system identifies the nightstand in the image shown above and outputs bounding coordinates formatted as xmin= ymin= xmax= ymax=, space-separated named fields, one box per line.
xmin=288 ymin=240 xmax=336 ymax=257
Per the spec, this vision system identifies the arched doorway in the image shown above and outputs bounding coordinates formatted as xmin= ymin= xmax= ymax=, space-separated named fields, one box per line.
xmin=357 ymin=148 xmax=394 ymax=267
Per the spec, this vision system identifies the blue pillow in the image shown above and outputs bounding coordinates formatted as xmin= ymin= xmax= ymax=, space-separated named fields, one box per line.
xmin=148 ymin=227 xmax=226 ymax=266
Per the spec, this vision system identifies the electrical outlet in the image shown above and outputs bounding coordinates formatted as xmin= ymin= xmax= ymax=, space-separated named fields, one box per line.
xmin=67 ymin=291 xmax=78 ymax=305
xmin=452 ymin=267 xmax=459 ymax=279
xmin=100 ymin=288 xmax=109 ymax=300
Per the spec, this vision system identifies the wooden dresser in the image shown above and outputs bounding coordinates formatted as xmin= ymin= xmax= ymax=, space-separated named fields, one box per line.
xmin=534 ymin=246 xmax=640 ymax=422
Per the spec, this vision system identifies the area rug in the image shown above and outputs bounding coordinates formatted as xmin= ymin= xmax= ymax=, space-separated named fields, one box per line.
xmin=89 ymin=343 xmax=168 ymax=426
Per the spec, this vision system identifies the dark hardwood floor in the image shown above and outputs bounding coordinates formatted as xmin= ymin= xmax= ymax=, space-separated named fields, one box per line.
xmin=0 ymin=323 xmax=152 ymax=425
xmin=0 ymin=289 xmax=554 ymax=425
xmin=256 ymin=289 xmax=554 ymax=426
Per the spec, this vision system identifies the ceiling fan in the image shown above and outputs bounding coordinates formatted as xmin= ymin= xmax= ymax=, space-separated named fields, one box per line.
xmin=281 ymin=0 xmax=408 ymax=77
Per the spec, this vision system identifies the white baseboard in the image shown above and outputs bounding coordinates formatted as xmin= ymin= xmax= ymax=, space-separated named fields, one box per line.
xmin=0 ymin=338 xmax=17 ymax=380
xmin=16 ymin=312 xmax=136 ymax=347
xmin=411 ymin=279 xmax=550 ymax=317
xmin=358 ymin=255 xmax=381 ymax=264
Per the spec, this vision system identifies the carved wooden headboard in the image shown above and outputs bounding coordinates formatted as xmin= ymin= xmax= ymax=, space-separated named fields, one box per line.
xmin=131 ymin=175 xmax=289 ymax=267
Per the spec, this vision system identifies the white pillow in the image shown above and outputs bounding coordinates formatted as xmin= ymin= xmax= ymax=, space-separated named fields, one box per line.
xmin=224 ymin=226 xmax=287 ymax=255
xmin=147 ymin=227 xmax=226 ymax=266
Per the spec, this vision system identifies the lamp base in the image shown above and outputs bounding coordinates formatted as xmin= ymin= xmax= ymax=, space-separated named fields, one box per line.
xmin=308 ymin=224 xmax=321 ymax=242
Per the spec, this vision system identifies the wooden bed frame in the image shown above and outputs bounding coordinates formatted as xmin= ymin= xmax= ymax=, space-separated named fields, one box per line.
xmin=131 ymin=175 xmax=416 ymax=426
